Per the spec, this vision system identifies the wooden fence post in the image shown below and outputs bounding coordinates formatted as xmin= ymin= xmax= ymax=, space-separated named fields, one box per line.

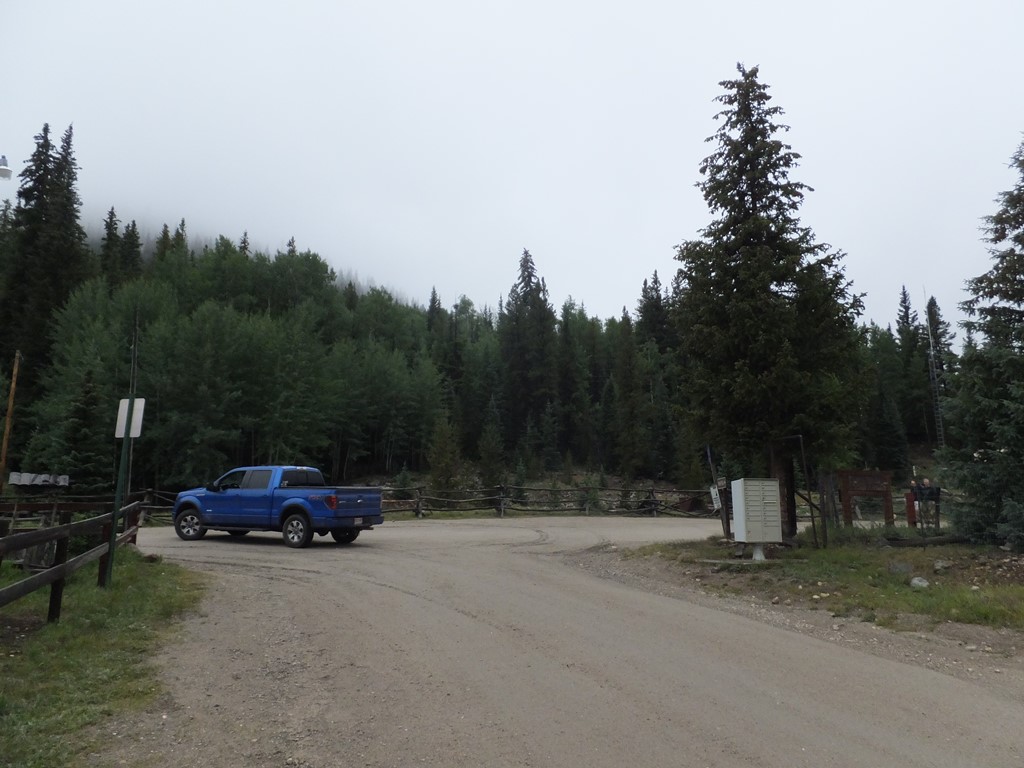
xmin=97 ymin=520 xmax=112 ymax=588
xmin=47 ymin=511 xmax=73 ymax=623
xmin=128 ymin=505 xmax=141 ymax=544
xmin=0 ymin=517 xmax=8 ymax=568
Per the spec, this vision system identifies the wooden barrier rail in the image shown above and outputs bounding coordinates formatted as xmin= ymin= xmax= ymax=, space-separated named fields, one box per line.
xmin=0 ymin=501 xmax=143 ymax=623
xmin=383 ymin=485 xmax=715 ymax=519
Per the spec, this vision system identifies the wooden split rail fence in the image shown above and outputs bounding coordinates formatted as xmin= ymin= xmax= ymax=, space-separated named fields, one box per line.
xmin=382 ymin=485 xmax=717 ymax=519
xmin=0 ymin=501 xmax=144 ymax=623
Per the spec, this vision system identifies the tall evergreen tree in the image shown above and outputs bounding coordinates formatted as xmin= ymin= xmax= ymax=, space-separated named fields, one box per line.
xmin=860 ymin=325 xmax=911 ymax=480
xmin=673 ymin=65 xmax=864 ymax=534
xmin=148 ymin=221 xmax=192 ymax=292
xmin=0 ymin=200 xmax=13 ymax=303
xmin=895 ymin=286 xmax=932 ymax=443
xmin=608 ymin=310 xmax=648 ymax=480
xmin=943 ymin=136 xmax=1024 ymax=549
xmin=153 ymin=223 xmax=173 ymax=261
xmin=556 ymin=299 xmax=598 ymax=465
xmin=498 ymin=250 xmax=558 ymax=451
xmin=120 ymin=220 xmax=143 ymax=281
xmin=477 ymin=398 xmax=506 ymax=491
xmin=427 ymin=411 xmax=461 ymax=499
xmin=99 ymin=207 xmax=122 ymax=285
xmin=635 ymin=271 xmax=670 ymax=352
xmin=0 ymin=124 xmax=92 ymax=404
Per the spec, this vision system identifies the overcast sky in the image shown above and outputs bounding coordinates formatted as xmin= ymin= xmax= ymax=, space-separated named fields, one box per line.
xmin=3 ymin=1 xmax=1023 ymax=337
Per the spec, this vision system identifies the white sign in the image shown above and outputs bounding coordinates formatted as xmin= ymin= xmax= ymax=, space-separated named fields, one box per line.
xmin=115 ymin=398 xmax=146 ymax=438
xmin=710 ymin=485 xmax=722 ymax=510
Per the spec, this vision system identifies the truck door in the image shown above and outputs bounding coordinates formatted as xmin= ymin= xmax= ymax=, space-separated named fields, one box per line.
xmin=232 ymin=468 xmax=275 ymax=526
xmin=204 ymin=469 xmax=248 ymax=525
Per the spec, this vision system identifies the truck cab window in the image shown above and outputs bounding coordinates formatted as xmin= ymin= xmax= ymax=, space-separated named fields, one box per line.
xmin=243 ymin=469 xmax=273 ymax=490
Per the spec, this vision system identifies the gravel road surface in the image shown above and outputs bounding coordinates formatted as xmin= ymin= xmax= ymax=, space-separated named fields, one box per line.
xmin=93 ymin=517 xmax=1023 ymax=767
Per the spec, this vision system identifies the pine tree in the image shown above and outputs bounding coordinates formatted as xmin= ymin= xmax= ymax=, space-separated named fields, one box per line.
xmin=171 ymin=219 xmax=188 ymax=254
xmin=498 ymin=250 xmax=558 ymax=451
xmin=60 ymin=371 xmax=115 ymax=493
xmin=477 ymin=398 xmax=505 ymax=492
xmin=99 ymin=207 xmax=122 ymax=285
xmin=153 ymin=223 xmax=172 ymax=261
xmin=0 ymin=200 xmax=13 ymax=302
xmin=895 ymin=286 xmax=932 ymax=443
xmin=635 ymin=271 xmax=670 ymax=352
xmin=673 ymin=65 xmax=863 ymax=534
xmin=608 ymin=311 xmax=647 ymax=480
xmin=556 ymin=299 xmax=597 ymax=465
xmin=148 ymin=221 xmax=188 ymax=288
xmin=120 ymin=220 xmax=143 ymax=280
xmin=943 ymin=136 xmax=1024 ymax=549
xmin=427 ymin=412 xmax=461 ymax=503
xmin=0 ymin=124 xmax=93 ymax=400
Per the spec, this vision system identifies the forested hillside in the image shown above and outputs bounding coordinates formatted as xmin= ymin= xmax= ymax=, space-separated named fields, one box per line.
xmin=0 ymin=70 xmax=973 ymax=511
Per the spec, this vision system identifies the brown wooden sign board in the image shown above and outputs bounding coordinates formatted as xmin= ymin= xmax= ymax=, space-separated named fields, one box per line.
xmin=836 ymin=470 xmax=894 ymax=526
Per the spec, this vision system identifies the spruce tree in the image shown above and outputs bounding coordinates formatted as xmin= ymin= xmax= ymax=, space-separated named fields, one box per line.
xmin=427 ymin=412 xmax=461 ymax=503
xmin=0 ymin=124 xmax=92 ymax=401
xmin=0 ymin=200 xmax=13 ymax=303
xmin=99 ymin=207 xmax=122 ymax=285
xmin=673 ymin=65 xmax=863 ymax=534
xmin=943 ymin=136 xmax=1024 ymax=549
xmin=556 ymin=299 xmax=597 ymax=465
xmin=635 ymin=271 xmax=670 ymax=352
xmin=895 ymin=286 xmax=932 ymax=443
xmin=477 ymin=398 xmax=505 ymax=492
xmin=498 ymin=250 xmax=558 ymax=451
xmin=609 ymin=310 xmax=647 ymax=480
xmin=120 ymin=220 xmax=143 ymax=281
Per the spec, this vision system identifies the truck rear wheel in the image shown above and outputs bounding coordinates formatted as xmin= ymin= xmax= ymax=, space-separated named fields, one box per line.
xmin=330 ymin=529 xmax=360 ymax=545
xmin=283 ymin=513 xmax=313 ymax=548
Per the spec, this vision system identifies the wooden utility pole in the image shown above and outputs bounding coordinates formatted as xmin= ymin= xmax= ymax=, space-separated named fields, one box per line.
xmin=0 ymin=350 xmax=22 ymax=496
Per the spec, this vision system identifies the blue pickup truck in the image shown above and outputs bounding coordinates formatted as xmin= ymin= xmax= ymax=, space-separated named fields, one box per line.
xmin=172 ymin=465 xmax=384 ymax=548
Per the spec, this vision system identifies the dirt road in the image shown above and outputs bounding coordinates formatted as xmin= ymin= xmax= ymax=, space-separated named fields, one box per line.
xmin=98 ymin=518 xmax=1023 ymax=767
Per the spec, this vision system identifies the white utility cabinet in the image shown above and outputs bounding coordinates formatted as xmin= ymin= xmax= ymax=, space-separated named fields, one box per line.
xmin=731 ymin=478 xmax=782 ymax=545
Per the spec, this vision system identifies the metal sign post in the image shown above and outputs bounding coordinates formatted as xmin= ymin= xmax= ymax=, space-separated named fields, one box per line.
xmin=104 ymin=397 xmax=145 ymax=586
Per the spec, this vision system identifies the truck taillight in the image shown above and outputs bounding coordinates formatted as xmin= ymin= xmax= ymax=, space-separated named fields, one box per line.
xmin=326 ymin=495 xmax=338 ymax=510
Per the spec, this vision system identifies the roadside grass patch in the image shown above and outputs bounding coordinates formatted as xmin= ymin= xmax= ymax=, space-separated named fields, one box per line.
xmin=634 ymin=534 xmax=1024 ymax=630
xmin=0 ymin=550 xmax=205 ymax=768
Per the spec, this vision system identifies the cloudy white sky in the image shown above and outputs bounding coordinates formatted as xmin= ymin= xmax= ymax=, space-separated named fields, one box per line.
xmin=3 ymin=1 xmax=1023 ymax=336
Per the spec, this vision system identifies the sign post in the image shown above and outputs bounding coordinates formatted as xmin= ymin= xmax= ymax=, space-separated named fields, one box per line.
xmin=104 ymin=397 xmax=145 ymax=586
xmin=0 ymin=351 xmax=22 ymax=497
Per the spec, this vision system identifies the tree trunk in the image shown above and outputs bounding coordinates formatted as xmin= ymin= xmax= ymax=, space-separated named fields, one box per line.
xmin=769 ymin=446 xmax=798 ymax=539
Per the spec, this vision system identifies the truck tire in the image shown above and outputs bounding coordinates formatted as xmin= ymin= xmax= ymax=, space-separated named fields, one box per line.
xmin=283 ymin=513 xmax=313 ymax=548
xmin=330 ymin=529 xmax=360 ymax=544
xmin=174 ymin=509 xmax=207 ymax=541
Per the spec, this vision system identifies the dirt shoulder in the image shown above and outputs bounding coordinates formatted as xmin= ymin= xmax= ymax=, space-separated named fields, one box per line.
xmin=566 ymin=544 xmax=1024 ymax=686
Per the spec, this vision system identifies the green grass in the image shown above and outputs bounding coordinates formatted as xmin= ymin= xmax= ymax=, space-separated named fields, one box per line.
xmin=0 ymin=550 xmax=206 ymax=768
xmin=635 ymin=532 xmax=1024 ymax=631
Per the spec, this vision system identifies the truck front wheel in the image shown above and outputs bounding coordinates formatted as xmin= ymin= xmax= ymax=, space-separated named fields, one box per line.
xmin=330 ymin=529 xmax=360 ymax=545
xmin=174 ymin=509 xmax=207 ymax=541
xmin=282 ymin=513 xmax=313 ymax=548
